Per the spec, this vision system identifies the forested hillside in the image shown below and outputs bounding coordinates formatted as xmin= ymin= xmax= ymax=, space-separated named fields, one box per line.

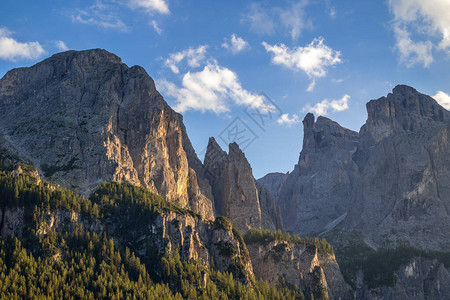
xmin=0 ymin=161 xmax=304 ymax=299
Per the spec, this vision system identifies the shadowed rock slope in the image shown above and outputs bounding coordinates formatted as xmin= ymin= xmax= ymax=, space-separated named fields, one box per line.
xmin=203 ymin=137 xmax=283 ymax=234
xmin=260 ymin=85 xmax=450 ymax=250
xmin=259 ymin=85 xmax=450 ymax=299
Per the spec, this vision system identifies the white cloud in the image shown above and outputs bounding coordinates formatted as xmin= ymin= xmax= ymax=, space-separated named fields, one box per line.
xmin=302 ymin=94 xmax=350 ymax=116
xmin=128 ymin=0 xmax=169 ymax=15
xmin=393 ymin=24 xmax=433 ymax=67
xmin=151 ymin=20 xmax=162 ymax=35
xmin=277 ymin=113 xmax=300 ymax=127
xmin=326 ymin=3 xmax=336 ymax=19
xmin=158 ymin=63 xmax=274 ymax=114
xmin=433 ymin=91 xmax=450 ymax=110
xmin=164 ymin=45 xmax=207 ymax=74
xmin=241 ymin=3 xmax=275 ymax=36
xmin=278 ymin=0 xmax=311 ymax=40
xmin=332 ymin=78 xmax=344 ymax=83
xmin=56 ymin=40 xmax=69 ymax=51
xmin=388 ymin=0 xmax=450 ymax=66
xmin=0 ymin=28 xmax=46 ymax=61
xmin=242 ymin=1 xmax=311 ymax=40
xmin=71 ymin=2 xmax=129 ymax=32
xmin=222 ymin=34 xmax=249 ymax=54
xmin=262 ymin=38 xmax=341 ymax=91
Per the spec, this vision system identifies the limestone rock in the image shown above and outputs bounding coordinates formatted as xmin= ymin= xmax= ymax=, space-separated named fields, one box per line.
xmin=356 ymin=257 xmax=450 ymax=300
xmin=204 ymin=138 xmax=282 ymax=233
xmin=261 ymin=85 xmax=450 ymax=250
xmin=257 ymin=172 xmax=288 ymax=201
xmin=0 ymin=49 xmax=214 ymax=219
xmin=360 ymin=85 xmax=449 ymax=145
xmin=256 ymin=182 xmax=284 ymax=231
xmin=264 ymin=113 xmax=359 ymax=235
xmin=246 ymin=240 xmax=354 ymax=299
xmin=347 ymin=90 xmax=450 ymax=250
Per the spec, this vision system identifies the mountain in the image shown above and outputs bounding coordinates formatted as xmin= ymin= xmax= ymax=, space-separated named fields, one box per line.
xmin=263 ymin=113 xmax=359 ymax=235
xmin=203 ymin=138 xmax=283 ymax=233
xmin=348 ymin=85 xmax=450 ymax=250
xmin=0 ymin=49 xmax=350 ymax=299
xmin=0 ymin=49 xmax=285 ymax=234
xmin=259 ymin=85 xmax=450 ymax=298
xmin=0 ymin=49 xmax=214 ymax=220
xmin=260 ymin=85 xmax=450 ymax=248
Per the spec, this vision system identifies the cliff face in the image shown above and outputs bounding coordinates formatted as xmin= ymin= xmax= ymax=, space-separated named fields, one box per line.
xmin=359 ymin=85 xmax=449 ymax=146
xmin=0 ymin=49 xmax=214 ymax=220
xmin=204 ymin=138 xmax=282 ymax=233
xmin=356 ymin=257 xmax=450 ymax=300
xmin=348 ymin=85 xmax=450 ymax=250
xmin=257 ymin=172 xmax=288 ymax=202
xmin=246 ymin=240 xmax=354 ymax=299
xmin=257 ymin=85 xmax=450 ymax=297
xmin=261 ymin=85 xmax=450 ymax=250
xmin=267 ymin=113 xmax=359 ymax=234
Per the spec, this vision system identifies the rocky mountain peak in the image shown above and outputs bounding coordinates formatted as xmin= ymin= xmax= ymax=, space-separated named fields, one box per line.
xmin=362 ymin=84 xmax=450 ymax=144
xmin=0 ymin=49 xmax=215 ymax=219
xmin=49 ymin=48 xmax=122 ymax=65
xmin=203 ymin=137 xmax=227 ymax=180
xmin=229 ymin=142 xmax=242 ymax=154
xmin=301 ymin=113 xmax=358 ymax=157
xmin=269 ymin=112 xmax=359 ymax=234
xmin=228 ymin=142 xmax=249 ymax=165
xmin=392 ymin=84 xmax=418 ymax=95
xmin=302 ymin=112 xmax=315 ymax=130
xmin=205 ymin=137 xmax=227 ymax=162
xmin=202 ymin=139 xmax=282 ymax=233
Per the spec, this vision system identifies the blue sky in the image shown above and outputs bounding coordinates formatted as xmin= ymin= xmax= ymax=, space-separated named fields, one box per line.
xmin=1 ymin=0 xmax=450 ymax=178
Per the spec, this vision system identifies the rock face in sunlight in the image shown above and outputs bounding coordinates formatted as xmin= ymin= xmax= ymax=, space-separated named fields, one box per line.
xmin=7 ymin=49 xmax=450 ymax=298
xmin=246 ymin=239 xmax=354 ymax=299
xmin=203 ymin=138 xmax=283 ymax=233
xmin=0 ymin=49 xmax=351 ymax=299
xmin=0 ymin=49 xmax=214 ymax=220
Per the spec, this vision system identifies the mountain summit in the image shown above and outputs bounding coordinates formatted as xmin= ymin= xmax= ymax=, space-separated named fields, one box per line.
xmin=0 ymin=49 xmax=217 ymax=219
xmin=261 ymin=85 xmax=450 ymax=251
xmin=0 ymin=49 xmax=282 ymax=231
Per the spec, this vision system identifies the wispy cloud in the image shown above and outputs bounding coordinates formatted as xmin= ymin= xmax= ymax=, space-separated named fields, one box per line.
xmin=158 ymin=62 xmax=274 ymax=114
xmin=0 ymin=27 xmax=46 ymax=61
xmin=151 ymin=20 xmax=162 ymax=35
xmin=388 ymin=0 xmax=450 ymax=66
xmin=433 ymin=91 xmax=450 ymax=110
xmin=222 ymin=34 xmax=249 ymax=54
xmin=164 ymin=45 xmax=208 ymax=74
xmin=55 ymin=40 xmax=69 ymax=51
xmin=393 ymin=24 xmax=433 ymax=67
xmin=277 ymin=113 xmax=300 ymax=127
xmin=242 ymin=1 xmax=311 ymax=40
xmin=70 ymin=0 xmax=169 ymax=33
xmin=71 ymin=2 xmax=129 ymax=32
xmin=241 ymin=3 xmax=275 ymax=36
xmin=302 ymin=94 xmax=350 ymax=116
xmin=278 ymin=0 xmax=311 ymax=40
xmin=262 ymin=38 xmax=341 ymax=91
